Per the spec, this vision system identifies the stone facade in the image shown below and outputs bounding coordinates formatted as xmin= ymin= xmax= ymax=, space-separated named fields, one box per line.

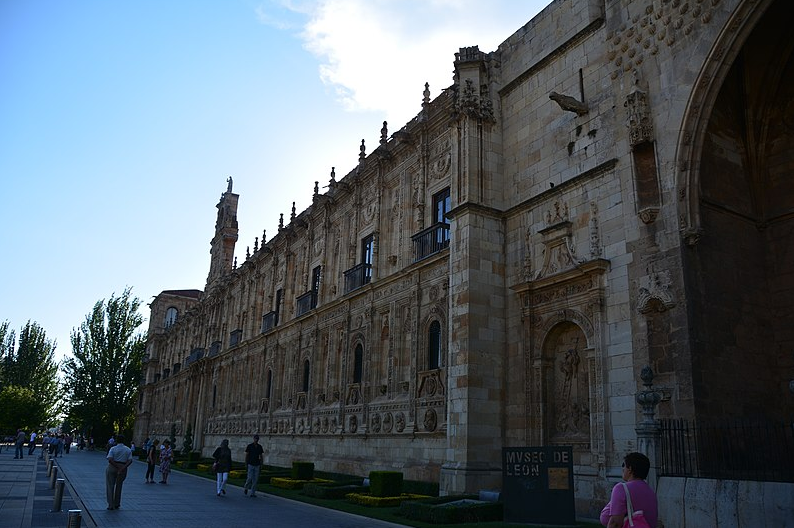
xmin=135 ymin=0 xmax=794 ymax=520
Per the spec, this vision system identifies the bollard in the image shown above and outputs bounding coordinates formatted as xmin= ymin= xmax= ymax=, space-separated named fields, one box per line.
xmin=47 ymin=459 xmax=53 ymax=476
xmin=52 ymin=478 xmax=65 ymax=511
xmin=67 ymin=509 xmax=82 ymax=528
xmin=50 ymin=465 xmax=58 ymax=489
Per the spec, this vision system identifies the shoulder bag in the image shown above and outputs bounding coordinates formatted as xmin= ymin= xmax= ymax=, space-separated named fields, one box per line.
xmin=620 ymin=482 xmax=651 ymax=528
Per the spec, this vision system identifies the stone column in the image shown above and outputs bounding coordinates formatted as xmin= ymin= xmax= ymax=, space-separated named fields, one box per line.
xmin=636 ymin=366 xmax=663 ymax=490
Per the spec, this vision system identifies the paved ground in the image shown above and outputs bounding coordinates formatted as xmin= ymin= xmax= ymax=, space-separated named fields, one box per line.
xmin=0 ymin=442 xmax=404 ymax=528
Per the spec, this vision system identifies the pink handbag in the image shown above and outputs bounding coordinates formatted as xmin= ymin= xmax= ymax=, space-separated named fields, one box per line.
xmin=620 ymin=482 xmax=651 ymax=528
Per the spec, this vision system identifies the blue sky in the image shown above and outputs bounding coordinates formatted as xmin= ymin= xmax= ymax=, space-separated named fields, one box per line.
xmin=0 ymin=0 xmax=548 ymax=362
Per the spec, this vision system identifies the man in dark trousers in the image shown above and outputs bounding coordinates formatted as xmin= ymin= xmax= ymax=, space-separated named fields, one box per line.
xmin=243 ymin=434 xmax=264 ymax=497
xmin=105 ymin=434 xmax=133 ymax=510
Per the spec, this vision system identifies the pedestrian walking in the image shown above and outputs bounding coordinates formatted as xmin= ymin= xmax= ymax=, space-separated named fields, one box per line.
xmin=243 ymin=434 xmax=264 ymax=497
xmin=159 ymin=440 xmax=173 ymax=484
xmin=145 ymin=439 xmax=159 ymax=483
xmin=14 ymin=429 xmax=26 ymax=459
xmin=27 ymin=431 xmax=37 ymax=455
xmin=212 ymin=439 xmax=232 ymax=496
xmin=105 ymin=434 xmax=133 ymax=510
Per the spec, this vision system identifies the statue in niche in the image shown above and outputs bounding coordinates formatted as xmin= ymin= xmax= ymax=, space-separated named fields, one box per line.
xmin=550 ymin=329 xmax=590 ymax=440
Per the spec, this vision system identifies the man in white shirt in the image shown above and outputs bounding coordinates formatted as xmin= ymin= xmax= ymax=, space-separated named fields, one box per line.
xmin=105 ymin=434 xmax=133 ymax=510
xmin=28 ymin=431 xmax=37 ymax=455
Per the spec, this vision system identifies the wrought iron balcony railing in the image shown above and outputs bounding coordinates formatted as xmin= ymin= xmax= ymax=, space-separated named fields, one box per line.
xmin=229 ymin=329 xmax=243 ymax=347
xmin=296 ymin=290 xmax=318 ymax=317
xmin=343 ymin=263 xmax=372 ymax=294
xmin=411 ymin=222 xmax=450 ymax=262
xmin=261 ymin=311 xmax=277 ymax=334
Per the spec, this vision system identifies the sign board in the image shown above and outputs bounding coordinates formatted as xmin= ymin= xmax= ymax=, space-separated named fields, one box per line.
xmin=502 ymin=446 xmax=576 ymax=525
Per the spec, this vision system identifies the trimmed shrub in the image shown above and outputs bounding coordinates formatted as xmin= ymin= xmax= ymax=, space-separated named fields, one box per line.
xmin=187 ymin=451 xmax=201 ymax=462
xmin=369 ymin=471 xmax=403 ymax=497
xmin=291 ymin=461 xmax=314 ymax=480
xmin=302 ymin=481 xmax=369 ymax=500
xmin=229 ymin=469 xmax=247 ymax=479
xmin=399 ymin=496 xmax=502 ymax=524
xmin=403 ymin=479 xmax=439 ymax=497
xmin=346 ymin=492 xmax=430 ymax=507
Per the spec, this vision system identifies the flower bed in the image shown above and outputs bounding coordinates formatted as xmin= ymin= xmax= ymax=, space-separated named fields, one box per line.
xmin=346 ymin=492 xmax=431 ymax=507
xmin=270 ymin=477 xmax=334 ymax=490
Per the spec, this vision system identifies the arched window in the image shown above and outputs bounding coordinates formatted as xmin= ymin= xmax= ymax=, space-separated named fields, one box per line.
xmin=427 ymin=320 xmax=442 ymax=369
xmin=212 ymin=385 xmax=217 ymax=408
xmin=353 ymin=343 xmax=363 ymax=384
xmin=164 ymin=307 xmax=178 ymax=328
xmin=266 ymin=369 xmax=272 ymax=400
xmin=302 ymin=360 xmax=310 ymax=392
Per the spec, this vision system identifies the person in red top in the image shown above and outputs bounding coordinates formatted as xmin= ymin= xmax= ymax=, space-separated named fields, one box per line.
xmin=600 ymin=452 xmax=658 ymax=528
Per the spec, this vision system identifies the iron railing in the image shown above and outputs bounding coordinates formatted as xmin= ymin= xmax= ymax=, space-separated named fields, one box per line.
xmin=296 ymin=290 xmax=318 ymax=317
xmin=343 ymin=263 xmax=372 ymax=294
xmin=261 ymin=311 xmax=277 ymax=334
xmin=411 ymin=222 xmax=450 ymax=262
xmin=659 ymin=418 xmax=794 ymax=482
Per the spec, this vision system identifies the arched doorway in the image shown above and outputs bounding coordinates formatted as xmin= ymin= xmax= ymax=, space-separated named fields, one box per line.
xmin=682 ymin=0 xmax=794 ymax=421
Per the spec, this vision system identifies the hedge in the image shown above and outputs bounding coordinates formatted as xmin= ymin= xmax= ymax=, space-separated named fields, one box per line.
xmin=369 ymin=471 xmax=403 ymax=497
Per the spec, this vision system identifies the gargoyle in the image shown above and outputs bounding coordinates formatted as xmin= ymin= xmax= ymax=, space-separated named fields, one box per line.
xmin=549 ymin=91 xmax=589 ymax=116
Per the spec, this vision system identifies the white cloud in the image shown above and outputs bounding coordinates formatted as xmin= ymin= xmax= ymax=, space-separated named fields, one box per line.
xmin=275 ymin=0 xmax=548 ymax=128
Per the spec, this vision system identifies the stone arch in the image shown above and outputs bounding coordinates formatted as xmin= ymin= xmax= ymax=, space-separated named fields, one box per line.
xmin=540 ymin=321 xmax=592 ymax=445
xmin=676 ymin=0 xmax=778 ymax=241
xmin=677 ymin=0 xmax=794 ymax=420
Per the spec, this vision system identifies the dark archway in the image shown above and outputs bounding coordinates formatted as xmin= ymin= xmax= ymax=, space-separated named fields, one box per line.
xmin=685 ymin=0 xmax=794 ymax=420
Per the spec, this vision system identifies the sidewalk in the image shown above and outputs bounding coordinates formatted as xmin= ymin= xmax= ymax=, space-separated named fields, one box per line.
xmin=1 ymin=443 xmax=404 ymax=527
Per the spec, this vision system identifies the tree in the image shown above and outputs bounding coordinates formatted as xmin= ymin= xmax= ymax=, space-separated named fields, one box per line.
xmin=61 ymin=288 xmax=146 ymax=442
xmin=0 ymin=320 xmax=60 ymax=425
xmin=0 ymin=385 xmax=47 ymax=434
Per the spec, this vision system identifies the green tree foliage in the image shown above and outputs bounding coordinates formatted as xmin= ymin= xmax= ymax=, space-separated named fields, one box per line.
xmin=62 ymin=288 xmax=146 ymax=442
xmin=0 ymin=320 xmax=59 ymax=425
xmin=0 ymin=385 xmax=47 ymax=434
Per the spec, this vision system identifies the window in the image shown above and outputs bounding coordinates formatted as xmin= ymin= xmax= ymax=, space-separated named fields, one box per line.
xmin=433 ymin=187 xmax=451 ymax=224
xmin=274 ymin=289 xmax=283 ymax=325
xmin=266 ymin=369 xmax=272 ymax=400
xmin=353 ymin=344 xmax=363 ymax=384
xmin=164 ymin=307 xmax=178 ymax=328
xmin=311 ymin=266 xmax=321 ymax=293
xmin=427 ymin=320 xmax=442 ymax=369
xmin=433 ymin=187 xmax=451 ymax=245
xmin=361 ymin=235 xmax=374 ymax=266
xmin=212 ymin=385 xmax=217 ymax=408
xmin=302 ymin=359 xmax=310 ymax=393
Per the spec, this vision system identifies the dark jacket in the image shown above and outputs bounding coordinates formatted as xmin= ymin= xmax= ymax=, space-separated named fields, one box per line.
xmin=212 ymin=446 xmax=232 ymax=473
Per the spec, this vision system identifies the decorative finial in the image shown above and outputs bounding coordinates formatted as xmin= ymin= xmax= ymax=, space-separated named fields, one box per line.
xmin=359 ymin=139 xmax=366 ymax=162
xmin=226 ymin=176 xmax=233 ymax=193
xmin=314 ymin=181 xmax=319 ymax=197
xmin=291 ymin=202 xmax=296 ymax=221
xmin=380 ymin=121 xmax=388 ymax=145
xmin=279 ymin=213 xmax=284 ymax=230
xmin=233 ymin=256 xmax=237 ymax=269
xmin=262 ymin=229 xmax=266 ymax=243
xmin=423 ymin=82 xmax=430 ymax=105
xmin=254 ymin=237 xmax=259 ymax=252
xmin=330 ymin=167 xmax=336 ymax=183
xmin=246 ymin=246 xmax=250 ymax=259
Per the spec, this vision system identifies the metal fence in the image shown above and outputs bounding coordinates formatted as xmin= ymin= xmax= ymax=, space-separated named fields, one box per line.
xmin=659 ymin=418 xmax=794 ymax=483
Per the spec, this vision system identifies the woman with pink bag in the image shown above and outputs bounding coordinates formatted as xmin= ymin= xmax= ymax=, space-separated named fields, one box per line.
xmin=600 ymin=452 xmax=658 ymax=528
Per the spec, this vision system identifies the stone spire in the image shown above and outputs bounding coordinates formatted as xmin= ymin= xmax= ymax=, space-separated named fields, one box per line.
xmin=206 ymin=179 xmax=239 ymax=290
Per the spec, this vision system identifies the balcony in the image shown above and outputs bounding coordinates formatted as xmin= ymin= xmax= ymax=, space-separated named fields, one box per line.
xmin=229 ymin=329 xmax=243 ymax=347
xmin=184 ymin=348 xmax=204 ymax=366
xmin=172 ymin=362 xmax=181 ymax=375
xmin=296 ymin=291 xmax=317 ymax=317
xmin=162 ymin=368 xmax=170 ymax=379
xmin=261 ymin=311 xmax=277 ymax=334
xmin=343 ymin=263 xmax=372 ymax=294
xmin=411 ymin=222 xmax=450 ymax=262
